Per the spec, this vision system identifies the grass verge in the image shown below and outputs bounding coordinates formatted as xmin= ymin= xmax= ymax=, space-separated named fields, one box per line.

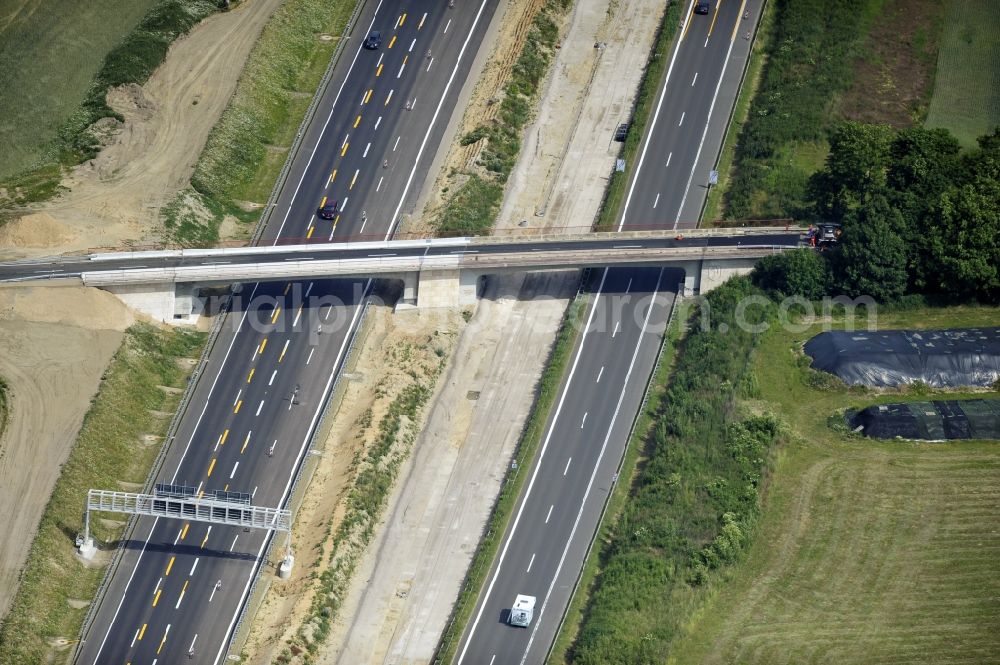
xmin=548 ymin=302 xmax=685 ymax=662
xmin=0 ymin=324 xmax=205 ymax=664
xmin=925 ymin=0 xmax=1000 ymax=147
xmin=569 ymin=278 xmax=782 ymax=664
xmin=432 ymin=295 xmax=587 ymax=662
xmin=434 ymin=0 xmax=572 ymax=235
xmin=592 ymin=0 xmax=683 ymax=231
xmin=0 ymin=0 xmax=219 ymax=210
xmin=701 ymin=0 xmax=776 ymax=224
xmin=724 ymin=0 xmax=882 ymax=219
xmin=665 ymin=303 xmax=1000 ymax=663
xmin=274 ymin=338 xmax=449 ymax=664
xmin=176 ymin=0 xmax=357 ymax=245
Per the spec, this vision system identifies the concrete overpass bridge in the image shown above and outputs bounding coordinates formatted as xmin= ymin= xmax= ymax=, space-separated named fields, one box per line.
xmin=0 ymin=228 xmax=800 ymax=320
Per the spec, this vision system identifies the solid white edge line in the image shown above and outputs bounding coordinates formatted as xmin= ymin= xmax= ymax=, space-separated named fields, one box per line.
xmin=212 ymin=285 xmax=369 ymax=665
xmin=672 ymin=14 xmax=740 ymax=229
xmin=456 ymin=268 xmax=608 ymax=665
xmin=384 ymin=0 xmax=492 ymax=240
xmin=520 ymin=270 xmax=666 ymax=664
xmin=273 ymin=1 xmax=386 ymax=240
xmin=88 ymin=279 xmax=262 ymax=663
xmin=618 ymin=0 xmax=697 ymax=231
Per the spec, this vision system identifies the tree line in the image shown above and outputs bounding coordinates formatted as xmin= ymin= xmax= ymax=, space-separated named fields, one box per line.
xmin=754 ymin=124 xmax=1000 ymax=304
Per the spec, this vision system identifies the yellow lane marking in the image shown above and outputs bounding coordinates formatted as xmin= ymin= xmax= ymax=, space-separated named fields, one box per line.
xmin=224 ymin=483 xmax=229 ymax=491
xmin=271 ymin=306 xmax=281 ymax=324
xmin=207 ymin=457 xmax=217 ymax=477
xmin=708 ymin=0 xmax=722 ymax=38
xmin=385 ymin=89 xmax=393 ymax=106
xmin=341 ymin=141 xmax=349 ymax=156
xmin=319 ymin=195 xmax=327 ymax=208
xmin=138 ymin=624 xmax=147 ymax=641
xmin=334 ymin=214 xmax=340 ymax=226
xmin=152 ymin=588 xmax=161 ymax=607
xmin=258 ymin=337 xmax=268 ymax=355
xmin=201 ymin=527 xmax=211 ymax=548
xmin=403 ymin=54 xmax=408 ymax=65
xmin=180 ymin=523 xmax=189 ymax=540
xmin=330 ymin=168 xmax=338 ymax=183
xmin=165 ymin=556 xmax=175 ymax=576
xmin=418 ymin=12 xmax=426 ymax=29
xmin=177 ymin=580 xmax=189 ymax=607
xmin=234 ymin=400 xmax=242 ymax=414
xmin=682 ymin=5 xmax=694 ymax=41
xmin=220 ymin=429 xmax=229 ymax=446
xmin=157 ymin=626 xmax=169 ymax=654
xmin=283 ymin=282 xmax=291 ymax=295
xmin=350 ymin=169 xmax=359 ymax=190
xmin=279 ymin=339 xmax=289 ymax=362
xmin=731 ymin=0 xmax=747 ymax=41
xmin=376 ymin=63 xmax=383 ymax=77
xmin=241 ymin=433 xmax=251 ymax=454
xmin=364 ymin=88 xmax=373 ymax=104
xmin=388 ymin=34 xmax=397 ymax=49
xmin=307 ymin=226 xmax=315 ymax=239
xmin=354 ymin=114 xmax=362 ymax=127
xmin=247 ymin=368 xmax=255 ymax=384
xmin=398 ymin=12 xmax=406 ymax=26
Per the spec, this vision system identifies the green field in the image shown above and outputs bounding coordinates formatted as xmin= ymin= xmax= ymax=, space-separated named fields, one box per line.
xmin=925 ymin=0 xmax=1000 ymax=146
xmin=666 ymin=304 xmax=1000 ymax=664
xmin=0 ymin=0 xmax=157 ymax=179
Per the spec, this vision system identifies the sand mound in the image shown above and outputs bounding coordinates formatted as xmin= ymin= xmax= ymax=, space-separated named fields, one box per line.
xmin=0 ymin=285 xmax=135 ymax=331
xmin=0 ymin=213 xmax=77 ymax=248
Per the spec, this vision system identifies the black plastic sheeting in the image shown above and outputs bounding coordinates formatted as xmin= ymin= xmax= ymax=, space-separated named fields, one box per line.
xmin=848 ymin=399 xmax=1000 ymax=440
xmin=805 ymin=328 xmax=1000 ymax=388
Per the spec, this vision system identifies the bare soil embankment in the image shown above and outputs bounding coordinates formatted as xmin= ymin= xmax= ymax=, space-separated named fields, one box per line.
xmin=0 ymin=286 xmax=134 ymax=621
xmin=0 ymin=0 xmax=282 ymax=260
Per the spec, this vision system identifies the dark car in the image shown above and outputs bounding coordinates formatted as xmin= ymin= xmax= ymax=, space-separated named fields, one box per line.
xmin=694 ymin=0 xmax=710 ymax=14
xmin=613 ymin=122 xmax=629 ymax=142
xmin=317 ymin=200 xmax=340 ymax=219
xmin=363 ymin=30 xmax=382 ymax=49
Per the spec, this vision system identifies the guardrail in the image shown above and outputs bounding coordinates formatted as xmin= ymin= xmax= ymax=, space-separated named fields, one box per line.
xmin=248 ymin=0 xmax=368 ymax=247
xmin=74 ymin=291 xmax=234 ymax=661
xmin=543 ymin=289 xmax=679 ymax=663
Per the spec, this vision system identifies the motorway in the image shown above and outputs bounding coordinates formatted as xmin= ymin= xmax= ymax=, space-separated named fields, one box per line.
xmin=74 ymin=0 xmax=503 ymax=662
xmin=0 ymin=231 xmax=798 ymax=283
xmin=455 ymin=0 xmax=759 ymax=663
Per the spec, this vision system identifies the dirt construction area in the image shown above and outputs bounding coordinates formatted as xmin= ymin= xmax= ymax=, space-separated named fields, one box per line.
xmin=0 ymin=285 xmax=135 ymax=622
xmin=0 ymin=0 xmax=282 ymax=260
xmin=308 ymin=0 xmax=666 ymax=658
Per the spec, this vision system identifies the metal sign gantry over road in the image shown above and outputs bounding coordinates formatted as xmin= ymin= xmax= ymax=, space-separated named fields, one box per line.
xmin=79 ymin=488 xmax=291 ymax=551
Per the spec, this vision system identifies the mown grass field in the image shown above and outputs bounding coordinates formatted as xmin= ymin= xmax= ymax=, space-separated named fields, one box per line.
xmin=925 ymin=0 xmax=1000 ymax=147
xmin=0 ymin=0 xmax=157 ymax=179
xmin=665 ymin=304 xmax=1000 ymax=664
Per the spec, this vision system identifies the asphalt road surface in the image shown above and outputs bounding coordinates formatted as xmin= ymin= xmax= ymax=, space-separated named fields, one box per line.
xmin=0 ymin=232 xmax=798 ymax=283
xmin=74 ymin=0 xmax=501 ymax=662
xmin=455 ymin=1 xmax=760 ymax=663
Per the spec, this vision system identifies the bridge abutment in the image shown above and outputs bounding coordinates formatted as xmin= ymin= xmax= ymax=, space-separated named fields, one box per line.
xmin=101 ymin=282 xmax=201 ymax=325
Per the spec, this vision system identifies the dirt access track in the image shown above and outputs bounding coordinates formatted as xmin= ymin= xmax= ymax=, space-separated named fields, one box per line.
xmin=0 ymin=0 xmax=283 ymax=260
xmin=0 ymin=0 xmax=284 ymax=623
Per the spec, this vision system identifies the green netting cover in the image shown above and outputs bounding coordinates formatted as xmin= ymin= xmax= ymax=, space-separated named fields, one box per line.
xmin=848 ymin=399 xmax=1000 ymax=440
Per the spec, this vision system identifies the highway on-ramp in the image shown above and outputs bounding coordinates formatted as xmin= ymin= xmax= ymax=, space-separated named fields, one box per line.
xmin=74 ymin=0 xmax=501 ymax=662
xmin=455 ymin=1 xmax=759 ymax=663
